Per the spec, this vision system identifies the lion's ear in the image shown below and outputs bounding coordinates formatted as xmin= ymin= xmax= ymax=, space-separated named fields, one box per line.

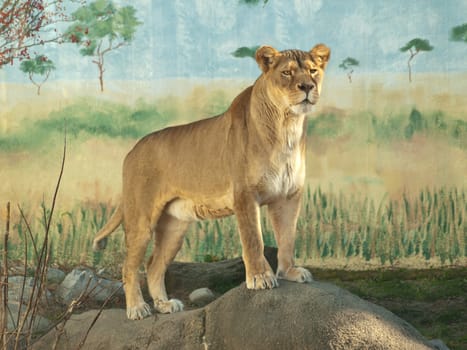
xmin=255 ymin=46 xmax=280 ymax=73
xmin=310 ymin=44 xmax=331 ymax=70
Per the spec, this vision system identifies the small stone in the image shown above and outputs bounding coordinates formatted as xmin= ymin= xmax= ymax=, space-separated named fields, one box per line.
xmin=189 ymin=287 xmax=216 ymax=307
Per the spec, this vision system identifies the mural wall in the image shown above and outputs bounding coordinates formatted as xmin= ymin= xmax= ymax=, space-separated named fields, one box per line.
xmin=1 ymin=0 xmax=465 ymax=267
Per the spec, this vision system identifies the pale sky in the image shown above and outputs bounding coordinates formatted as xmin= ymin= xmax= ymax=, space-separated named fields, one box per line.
xmin=2 ymin=0 xmax=466 ymax=82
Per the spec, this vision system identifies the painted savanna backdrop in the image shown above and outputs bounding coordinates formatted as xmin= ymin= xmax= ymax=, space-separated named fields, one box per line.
xmin=0 ymin=0 xmax=466 ymax=270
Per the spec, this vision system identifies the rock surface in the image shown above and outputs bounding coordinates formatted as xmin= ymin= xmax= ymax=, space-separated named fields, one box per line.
xmin=6 ymin=302 xmax=51 ymax=333
xmin=33 ymin=280 xmax=436 ymax=350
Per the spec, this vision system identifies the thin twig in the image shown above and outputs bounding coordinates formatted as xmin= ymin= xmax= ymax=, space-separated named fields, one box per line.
xmin=76 ymin=282 xmax=123 ymax=350
xmin=1 ymin=202 xmax=11 ymax=349
xmin=17 ymin=205 xmax=39 ymax=264
xmin=51 ymin=276 xmax=93 ymax=350
xmin=26 ymin=129 xmax=67 ymax=348
xmin=13 ymin=217 xmax=29 ymax=340
xmin=14 ymin=127 xmax=67 ymax=349
xmin=13 ymin=211 xmax=41 ymax=349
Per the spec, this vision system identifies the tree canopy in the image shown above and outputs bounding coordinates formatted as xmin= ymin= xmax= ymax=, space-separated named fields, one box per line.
xmin=450 ymin=23 xmax=467 ymax=43
xmin=400 ymin=38 xmax=434 ymax=53
xmin=0 ymin=0 xmax=71 ymax=67
xmin=239 ymin=0 xmax=269 ymax=6
xmin=231 ymin=46 xmax=260 ymax=59
xmin=338 ymin=57 xmax=359 ymax=70
xmin=20 ymin=55 xmax=56 ymax=94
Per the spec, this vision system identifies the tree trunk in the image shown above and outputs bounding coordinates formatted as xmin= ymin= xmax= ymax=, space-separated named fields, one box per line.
xmin=93 ymin=52 xmax=105 ymax=92
xmin=347 ymin=69 xmax=353 ymax=83
xmin=407 ymin=49 xmax=418 ymax=83
xmin=29 ymin=73 xmax=41 ymax=95
xmin=98 ymin=62 xmax=104 ymax=92
xmin=407 ymin=59 xmax=412 ymax=83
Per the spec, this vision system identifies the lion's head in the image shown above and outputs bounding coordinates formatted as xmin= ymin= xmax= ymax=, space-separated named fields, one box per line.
xmin=254 ymin=44 xmax=330 ymax=115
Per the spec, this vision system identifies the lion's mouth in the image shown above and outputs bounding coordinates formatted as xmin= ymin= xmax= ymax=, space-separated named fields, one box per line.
xmin=299 ymin=99 xmax=315 ymax=106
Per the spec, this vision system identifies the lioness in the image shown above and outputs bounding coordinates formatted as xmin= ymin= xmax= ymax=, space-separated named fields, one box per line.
xmin=93 ymin=44 xmax=330 ymax=320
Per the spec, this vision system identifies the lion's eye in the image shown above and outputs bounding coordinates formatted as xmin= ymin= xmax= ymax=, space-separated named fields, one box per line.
xmin=282 ymin=70 xmax=292 ymax=77
xmin=310 ymin=69 xmax=318 ymax=74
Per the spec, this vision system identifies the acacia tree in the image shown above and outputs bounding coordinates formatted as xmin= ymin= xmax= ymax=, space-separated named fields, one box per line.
xmin=0 ymin=0 xmax=77 ymax=68
xmin=339 ymin=57 xmax=359 ymax=83
xmin=399 ymin=38 xmax=434 ymax=82
xmin=65 ymin=0 xmax=142 ymax=92
xmin=20 ymin=54 xmax=55 ymax=95
xmin=450 ymin=23 xmax=467 ymax=43
xmin=231 ymin=45 xmax=259 ymax=59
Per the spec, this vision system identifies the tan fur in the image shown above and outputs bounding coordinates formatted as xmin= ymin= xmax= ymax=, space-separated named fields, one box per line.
xmin=93 ymin=44 xmax=331 ymax=320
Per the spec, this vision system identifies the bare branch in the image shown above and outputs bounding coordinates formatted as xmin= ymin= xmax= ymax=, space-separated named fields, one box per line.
xmin=1 ymin=202 xmax=11 ymax=349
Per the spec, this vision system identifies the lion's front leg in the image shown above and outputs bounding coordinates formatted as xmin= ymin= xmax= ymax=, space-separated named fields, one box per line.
xmin=234 ymin=192 xmax=278 ymax=290
xmin=268 ymin=193 xmax=313 ymax=283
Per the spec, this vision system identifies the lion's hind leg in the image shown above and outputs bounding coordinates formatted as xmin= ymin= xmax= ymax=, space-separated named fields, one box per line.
xmin=147 ymin=211 xmax=189 ymax=314
xmin=122 ymin=217 xmax=153 ymax=320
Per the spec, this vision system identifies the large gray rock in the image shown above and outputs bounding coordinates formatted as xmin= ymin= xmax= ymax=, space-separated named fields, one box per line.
xmin=46 ymin=268 xmax=66 ymax=285
xmin=56 ymin=268 xmax=124 ymax=304
xmin=33 ymin=281 xmax=436 ymax=350
xmin=7 ymin=276 xmax=52 ymax=304
xmin=6 ymin=302 xmax=51 ymax=333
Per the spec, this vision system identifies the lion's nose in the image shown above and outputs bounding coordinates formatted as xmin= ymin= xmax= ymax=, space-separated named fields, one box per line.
xmin=297 ymin=83 xmax=314 ymax=94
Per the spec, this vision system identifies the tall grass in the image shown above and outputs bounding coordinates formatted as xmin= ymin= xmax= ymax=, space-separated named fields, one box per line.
xmin=2 ymin=187 xmax=465 ymax=273
xmin=294 ymin=187 xmax=465 ymax=265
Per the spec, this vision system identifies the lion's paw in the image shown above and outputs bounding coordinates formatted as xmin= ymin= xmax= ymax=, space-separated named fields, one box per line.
xmin=154 ymin=298 xmax=184 ymax=314
xmin=126 ymin=302 xmax=152 ymax=320
xmin=277 ymin=266 xmax=313 ymax=283
xmin=246 ymin=270 xmax=279 ymax=290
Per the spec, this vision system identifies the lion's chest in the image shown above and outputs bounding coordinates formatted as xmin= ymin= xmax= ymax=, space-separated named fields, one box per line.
xmin=256 ymin=119 xmax=306 ymax=202
xmin=256 ymin=147 xmax=305 ymax=203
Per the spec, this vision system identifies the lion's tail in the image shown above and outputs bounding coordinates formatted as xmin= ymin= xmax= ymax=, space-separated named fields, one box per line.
xmin=92 ymin=204 xmax=123 ymax=251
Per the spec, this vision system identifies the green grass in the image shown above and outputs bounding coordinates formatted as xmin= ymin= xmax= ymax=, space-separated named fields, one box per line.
xmin=0 ymin=98 xmax=172 ymax=152
xmin=3 ymin=187 xmax=465 ymax=271
xmin=307 ymin=107 xmax=466 ymax=148
xmin=1 ymin=97 xmax=465 ymax=152
xmin=314 ymin=268 xmax=467 ymax=350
